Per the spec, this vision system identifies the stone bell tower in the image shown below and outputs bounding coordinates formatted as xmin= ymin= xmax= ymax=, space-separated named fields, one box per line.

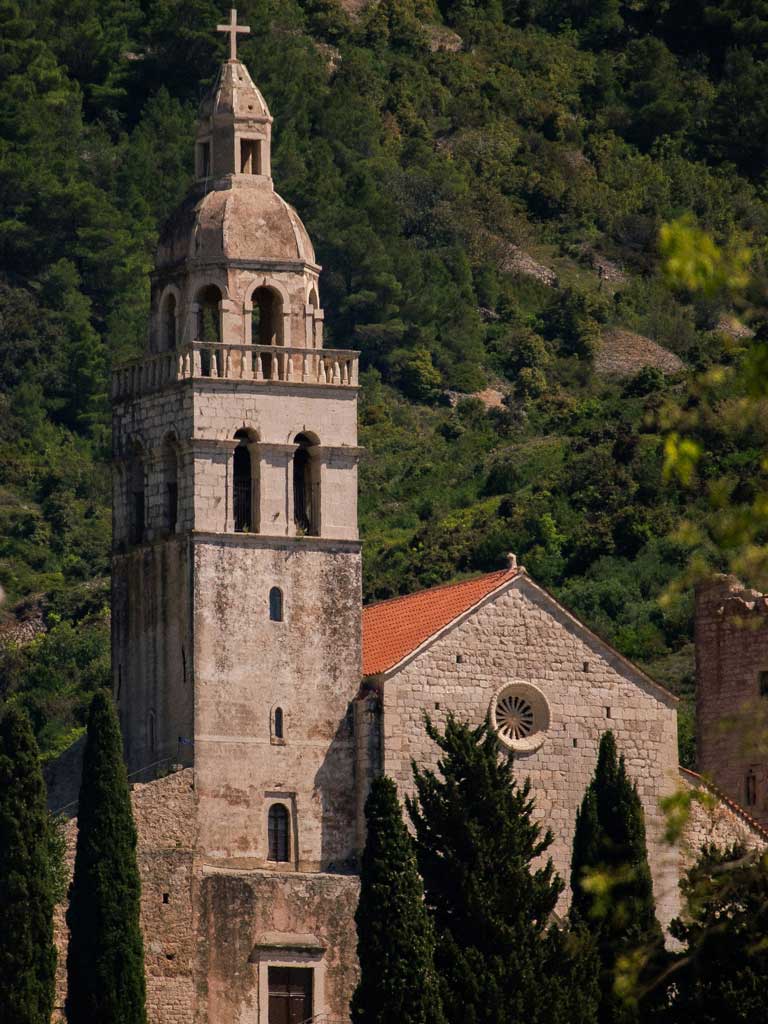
xmin=112 ymin=4 xmax=363 ymax=967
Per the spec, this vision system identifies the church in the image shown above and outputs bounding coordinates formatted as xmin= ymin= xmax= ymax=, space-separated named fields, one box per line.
xmin=50 ymin=13 xmax=768 ymax=1024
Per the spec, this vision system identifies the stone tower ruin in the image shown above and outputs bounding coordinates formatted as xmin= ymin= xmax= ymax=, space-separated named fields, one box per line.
xmin=110 ymin=19 xmax=364 ymax=1015
xmin=696 ymin=574 xmax=768 ymax=828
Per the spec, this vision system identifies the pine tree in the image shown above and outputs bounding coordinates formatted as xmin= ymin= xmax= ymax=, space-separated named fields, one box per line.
xmin=570 ymin=731 xmax=664 ymax=1024
xmin=407 ymin=715 xmax=598 ymax=1024
xmin=0 ymin=704 xmax=57 ymax=1024
xmin=66 ymin=690 xmax=147 ymax=1024
xmin=351 ymin=775 xmax=445 ymax=1024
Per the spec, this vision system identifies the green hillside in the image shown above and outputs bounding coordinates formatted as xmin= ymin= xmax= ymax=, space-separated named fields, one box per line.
xmin=2 ymin=0 xmax=767 ymax=761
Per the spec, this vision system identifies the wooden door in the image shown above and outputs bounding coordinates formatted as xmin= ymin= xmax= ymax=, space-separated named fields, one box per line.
xmin=268 ymin=966 xmax=313 ymax=1024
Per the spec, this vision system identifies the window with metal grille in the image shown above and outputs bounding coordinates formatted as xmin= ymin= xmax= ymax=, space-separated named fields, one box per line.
xmin=233 ymin=445 xmax=252 ymax=532
xmin=268 ymin=804 xmax=290 ymax=862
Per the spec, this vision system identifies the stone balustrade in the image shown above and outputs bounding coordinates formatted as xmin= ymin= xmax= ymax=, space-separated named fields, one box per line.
xmin=112 ymin=343 xmax=359 ymax=400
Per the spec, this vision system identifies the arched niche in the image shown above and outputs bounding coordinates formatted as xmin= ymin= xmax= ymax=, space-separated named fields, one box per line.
xmin=233 ymin=428 xmax=260 ymax=533
xmin=293 ymin=432 xmax=320 ymax=537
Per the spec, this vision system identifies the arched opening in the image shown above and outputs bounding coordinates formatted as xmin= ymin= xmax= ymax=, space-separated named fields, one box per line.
xmin=128 ymin=447 xmax=145 ymax=545
xmin=233 ymin=436 xmax=253 ymax=533
xmin=196 ymin=285 xmax=223 ymax=377
xmin=293 ymin=433 xmax=319 ymax=536
xmin=274 ymin=707 xmax=284 ymax=740
xmin=269 ymin=586 xmax=283 ymax=622
xmin=252 ymin=286 xmax=282 ymax=346
xmin=162 ymin=437 xmax=179 ymax=533
xmin=162 ymin=292 xmax=177 ymax=351
xmin=308 ymin=288 xmax=320 ymax=346
xmin=268 ymin=804 xmax=290 ymax=862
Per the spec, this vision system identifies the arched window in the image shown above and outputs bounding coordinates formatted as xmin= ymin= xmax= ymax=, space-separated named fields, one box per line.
xmin=196 ymin=285 xmax=222 ymax=343
xmin=268 ymin=804 xmax=290 ymax=862
xmin=274 ymin=707 xmax=284 ymax=740
xmin=162 ymin=292 xmax=177 ymax=350
xmin=252 ymin=286 xmax=282 ymax=346
xmin=128 ymin=448 xmax=145 ymax=545
xmin=269 ymin=587 xmax=283 ymax=622
xmin=233 ymin=444 xmax=252 ymax=533
xmin=293 ymin=434 xmax=319 ymax=536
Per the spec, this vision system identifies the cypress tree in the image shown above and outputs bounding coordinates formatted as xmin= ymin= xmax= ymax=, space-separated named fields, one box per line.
xmin=407 ymin=714 xmax=598 ymax=1024
xmin=570 ymin=731 xmax=664 ymax=1024
xmin=351 ymin=775 xmax=445 ymax=1024
xmin=66 ymin=690 xmax=146 ymax=1024
xmin=0 ymin=704 xmax=57 ymax=1024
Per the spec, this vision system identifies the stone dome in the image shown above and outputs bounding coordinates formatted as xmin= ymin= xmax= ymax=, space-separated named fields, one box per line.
xmin=156 ymin=180 xmax=316 ymax=268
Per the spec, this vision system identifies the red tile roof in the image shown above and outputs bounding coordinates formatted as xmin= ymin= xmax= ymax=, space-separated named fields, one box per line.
xmin=362 ymin=568 xmax=518 ymax=676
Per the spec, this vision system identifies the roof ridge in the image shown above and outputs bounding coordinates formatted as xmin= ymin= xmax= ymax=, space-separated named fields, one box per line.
xmin=363 ymin=567 xmax=516 ymax=613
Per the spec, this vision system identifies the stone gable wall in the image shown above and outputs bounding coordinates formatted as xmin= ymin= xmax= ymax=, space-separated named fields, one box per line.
xmin=381 ymin=576 xmax=682 ymax=926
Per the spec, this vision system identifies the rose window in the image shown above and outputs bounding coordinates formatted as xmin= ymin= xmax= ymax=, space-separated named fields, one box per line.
xmin=490 ymin=682 xmax=550 ymax=754
xmin=495 ymin=693 xmax=535 ymax=742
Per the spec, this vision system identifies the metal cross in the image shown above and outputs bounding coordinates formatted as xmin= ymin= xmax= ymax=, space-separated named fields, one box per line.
xmin=217 ymin=8 xmax=251 ymax=61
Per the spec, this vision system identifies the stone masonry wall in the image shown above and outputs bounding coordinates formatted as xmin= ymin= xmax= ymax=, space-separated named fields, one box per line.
xmin=696 ymin=575 xmax=768 ymax=828
xmin=192 ymin=537 xmax=362 ymax=872
xmin=381 ymin=575 xmax=682 ymax=926
xmin=53 ymin=769 xmax=197 ymax=1024
xmin=113 ymin=539 xmax=194 ymax=778
xmin=196 ymin=869 xmax=359 ymax=1024
xmin=679 ymin=767 xmax=768 ymax=873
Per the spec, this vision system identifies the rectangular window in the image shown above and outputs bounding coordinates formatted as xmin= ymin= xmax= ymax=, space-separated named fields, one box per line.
xmin=240 ymin=138 xmax=260 ymax=174
xmin=197 ymin=141 xmax=211 ymax=178
xmin=759 ymin=671 xmax=768 ymax=698
xmin=268 ymin=966 xmax=312 ymax=1024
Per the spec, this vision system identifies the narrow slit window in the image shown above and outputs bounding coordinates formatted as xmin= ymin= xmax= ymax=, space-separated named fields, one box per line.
xmin=746 ymin=771 xmax=757 ymax=807
xmin=269 ymin=587 xmax=283 ymax=622
xmin=268 ymin=804 xmax=290 ymax=862
xmin=759 ymin=671 xmax=768 ymax=698
xmin=274 ymin=707 xmax=284 ymax=740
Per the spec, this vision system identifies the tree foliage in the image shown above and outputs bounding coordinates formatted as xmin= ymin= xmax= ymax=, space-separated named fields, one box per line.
xmin=0 ymin=704 xmax=58 ymax=1024
xmin=407 ymin=715 xmax=599 ymax=1024
xmin=570 ymin=731 xmax=664 ymax=1024
xmin=351 ymin=775 xmax=445 ymax=1024
xmin=66 ymin=690 xmax=146 ymax=1024
xmin=662 ymin=843 xmax=768 ymax=1023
